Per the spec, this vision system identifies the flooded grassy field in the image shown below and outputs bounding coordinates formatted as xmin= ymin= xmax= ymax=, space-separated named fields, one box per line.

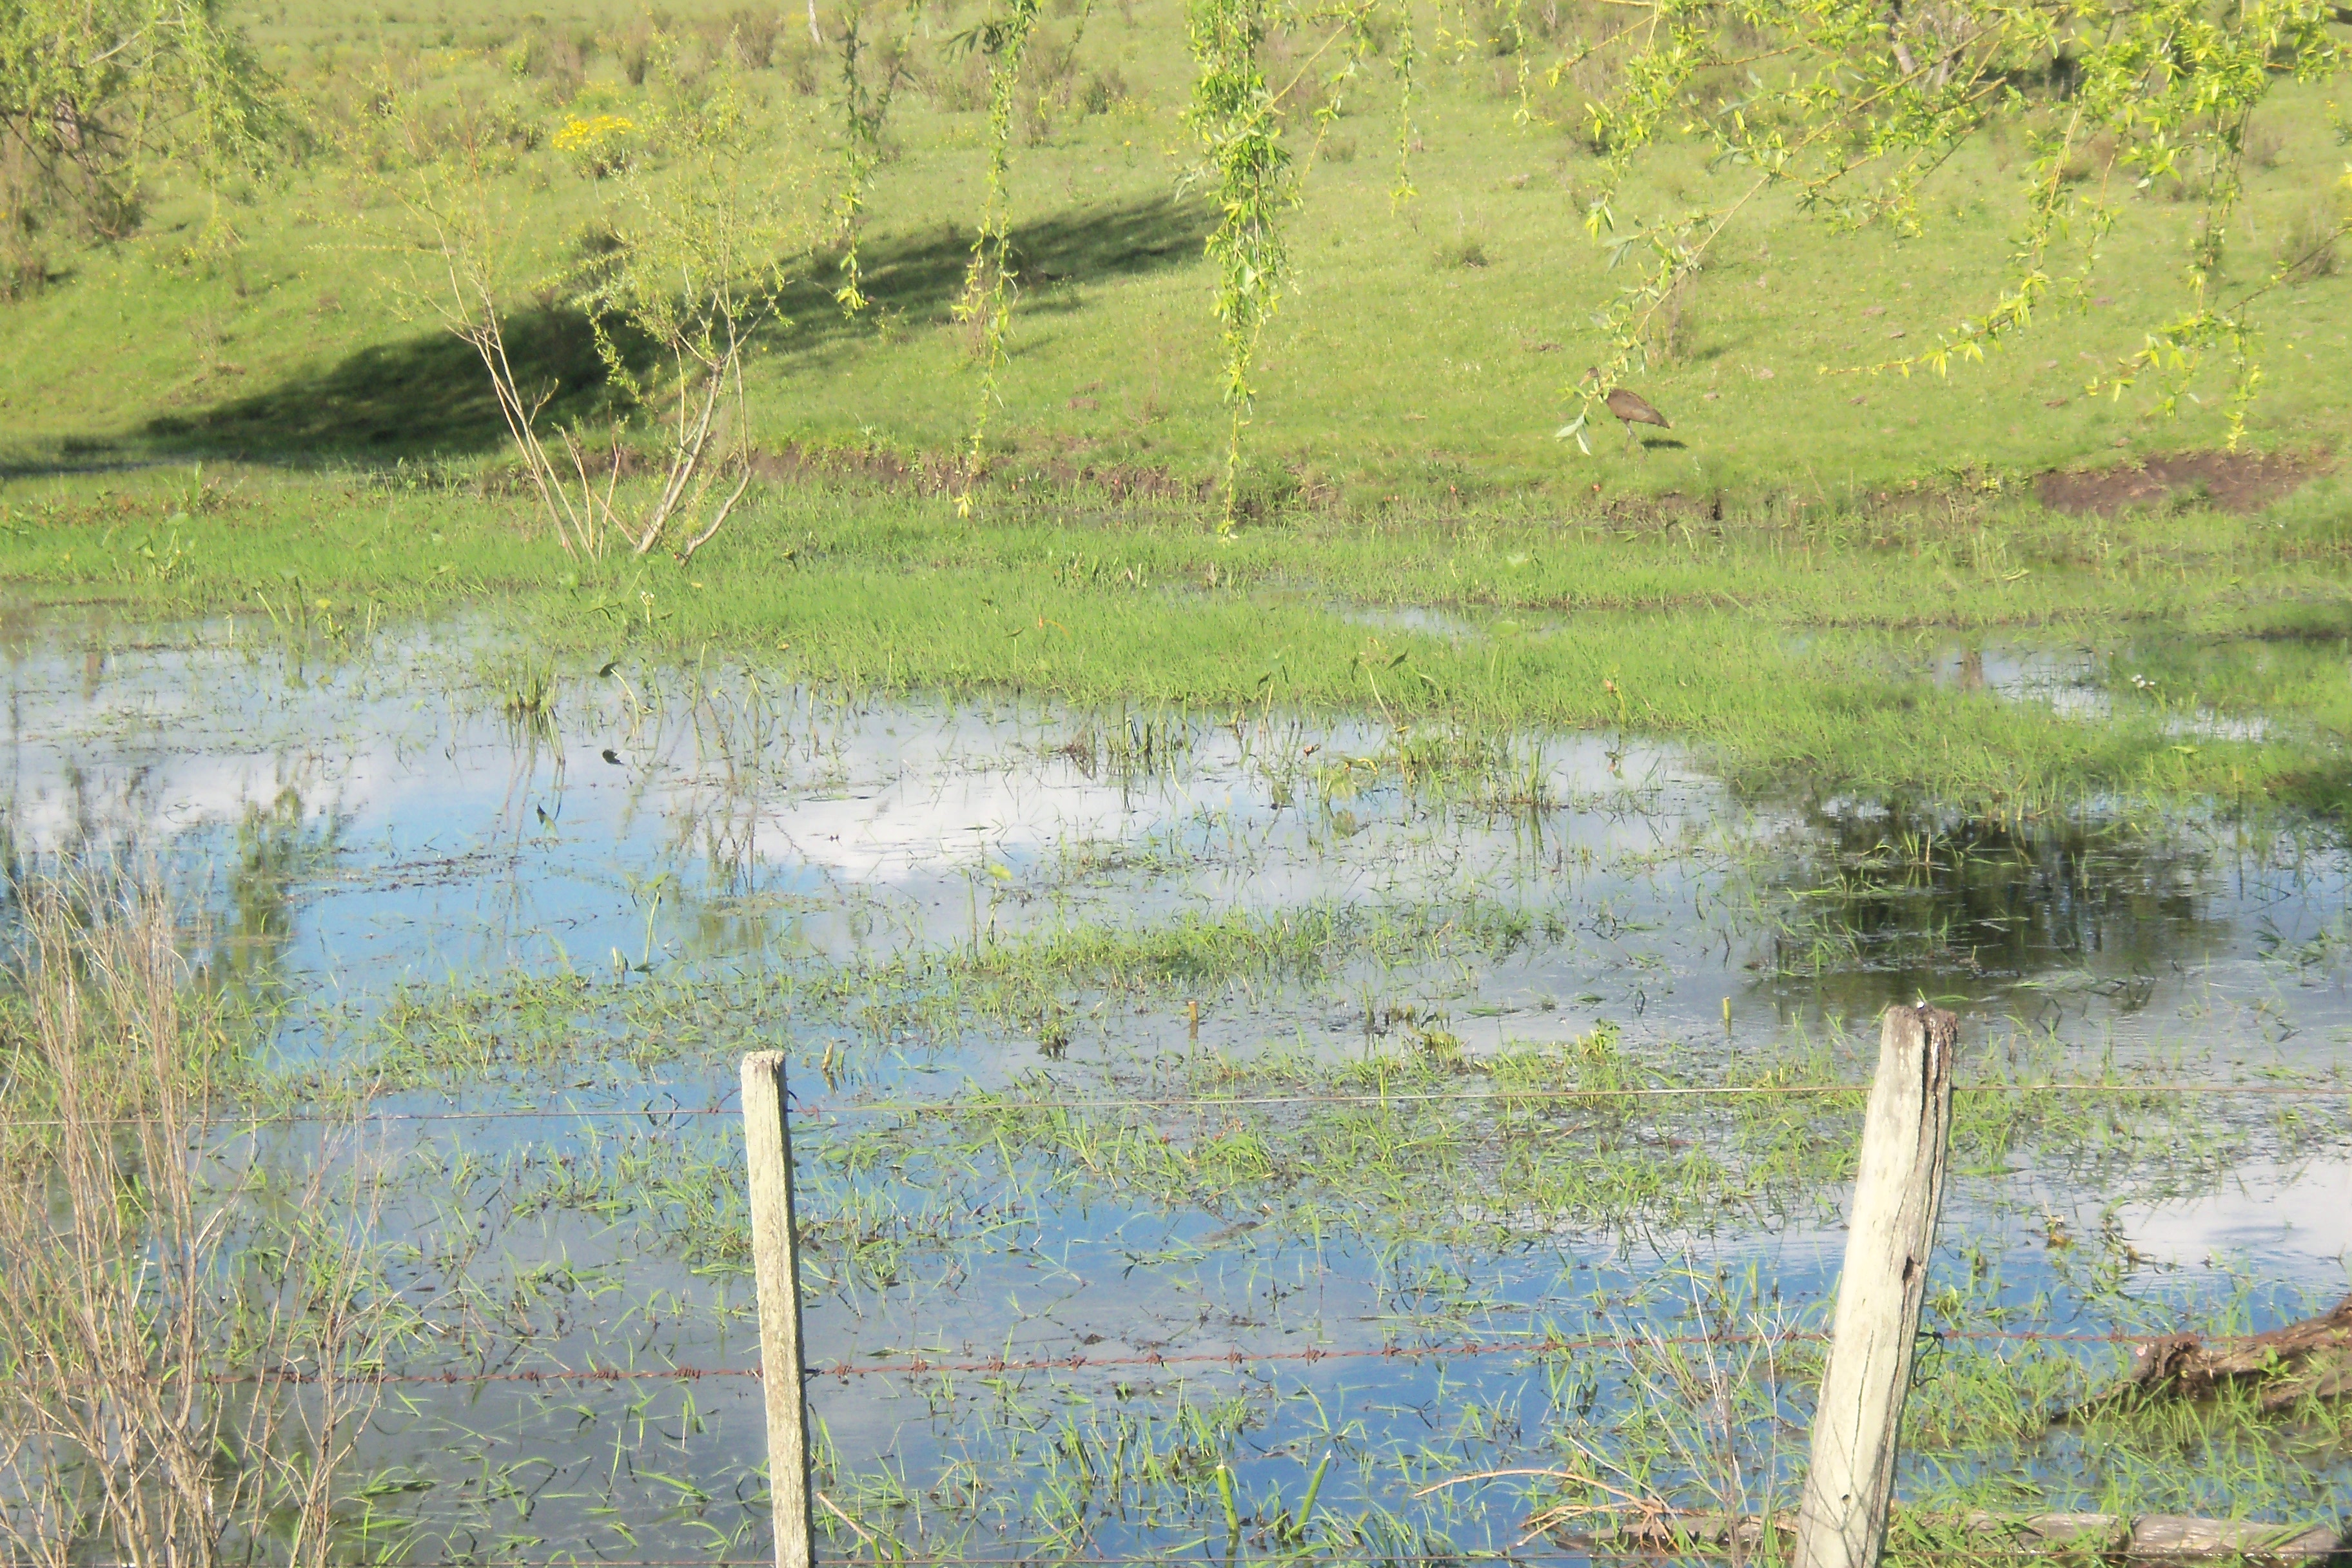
xmin=3 ymin=606 xmax=2349 ymax=1565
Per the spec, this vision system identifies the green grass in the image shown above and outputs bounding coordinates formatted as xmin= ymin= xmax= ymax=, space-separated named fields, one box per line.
xmin=0 ymin=0 xmax=2346 ymax=506
xmin=2 ymin=0 xmax=2346 ymax=821
xmin=6 ymin=466 xmax=2350 ymax=811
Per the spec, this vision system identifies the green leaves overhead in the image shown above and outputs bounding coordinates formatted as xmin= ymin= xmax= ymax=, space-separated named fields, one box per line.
xmin=950 ymin=0 xmax=1043 ymax=511
xmin=1186 ymin=0 xmax=1297 ymax=532
xmin=1561 ymin=0 xmax=2348 ymax=453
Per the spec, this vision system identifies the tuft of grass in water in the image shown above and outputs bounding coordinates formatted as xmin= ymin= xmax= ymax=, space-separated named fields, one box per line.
xmin=1052 ymin=707 xmax=1192 ymax=778
xmin=481 ymin=645 xmax=558 ymax=720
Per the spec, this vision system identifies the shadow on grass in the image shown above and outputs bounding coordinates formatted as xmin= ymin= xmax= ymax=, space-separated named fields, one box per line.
xmin=107 ymin=194 xmax=1211 ymax=469
xmin=775 ymin=191 xmax=1214 ymax=355
xmin=139 ymin=306 xmax=617 ymax=464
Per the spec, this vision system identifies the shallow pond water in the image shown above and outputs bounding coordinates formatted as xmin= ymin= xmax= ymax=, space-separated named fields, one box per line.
xmin=5 ymin=609 xmax=2348 ymax=1564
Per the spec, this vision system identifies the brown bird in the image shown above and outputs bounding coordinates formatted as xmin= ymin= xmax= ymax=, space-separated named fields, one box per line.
xmin=1585 ymin=368 xmax=1672 ymax=453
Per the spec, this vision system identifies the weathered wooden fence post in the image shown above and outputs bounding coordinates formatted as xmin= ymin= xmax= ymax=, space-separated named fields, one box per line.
xmin=742 ymin=1051 xmax=817 ymax=1568
xmin=1793 ymin=1003 xmax=1958 ymax=1568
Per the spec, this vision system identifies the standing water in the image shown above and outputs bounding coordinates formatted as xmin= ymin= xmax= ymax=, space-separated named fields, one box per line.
xmin=4 ymin=610 xmax=2347 ymax=1563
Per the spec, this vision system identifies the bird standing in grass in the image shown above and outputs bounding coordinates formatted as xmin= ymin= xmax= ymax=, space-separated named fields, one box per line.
xmin=1583 ymin=368 xmax=1672 ymax=453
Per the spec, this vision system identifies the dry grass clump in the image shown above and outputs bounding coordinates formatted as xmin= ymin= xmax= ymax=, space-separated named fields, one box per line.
xmin=0 ymin=873 xmax=393 ymax=1568
xmin=2278 ymin=197 xmax=2344 ymax=282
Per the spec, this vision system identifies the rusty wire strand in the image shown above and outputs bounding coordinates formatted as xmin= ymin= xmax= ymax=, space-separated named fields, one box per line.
xmin=193 ymin=1324 xmax=2162 ymax=1387
xmin=12 ymin=1077 xmax=2346 ymax=1132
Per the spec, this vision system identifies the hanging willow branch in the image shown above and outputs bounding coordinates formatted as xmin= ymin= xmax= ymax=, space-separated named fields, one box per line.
xmin=828 ymin=0 xmax=905 ymax=315
xmin=1185 ymin=0 xmax=1296 ymax=532
xmin=949 ymin=0 xmax=1041 ymax=511
xmin=1389 ymin=0 xmax=1420 ymax=206
xmin=1556 ymin=0 xmax=2348 ymax=455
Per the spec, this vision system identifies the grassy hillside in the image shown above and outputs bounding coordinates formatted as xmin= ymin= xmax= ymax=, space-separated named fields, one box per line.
xmin=3 ymin=0 xmax=2348 ymax=815
xmin=1 ymin=0 xmax=2346 ymax=507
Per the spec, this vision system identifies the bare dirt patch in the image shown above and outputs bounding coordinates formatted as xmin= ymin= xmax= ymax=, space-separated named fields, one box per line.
xmin=2036 ymin=449 xmax=2328 ymax=516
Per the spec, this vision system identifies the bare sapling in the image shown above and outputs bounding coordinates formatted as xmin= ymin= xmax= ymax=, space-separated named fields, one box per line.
xmin=367 ymin=64 xmax=805 ymax=565
xmin=574 ymin=64 xmax=805 ymax=564
xmin=364 ymin=104 xmax=616 ymax=562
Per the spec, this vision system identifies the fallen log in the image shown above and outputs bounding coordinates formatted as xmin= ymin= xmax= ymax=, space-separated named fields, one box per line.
xmin=2100 ymin=1293 xmax=2352 ymax=1415
xmin=1550 ymin=1507 xmax=2349 ymax=1563
xmin=1942 ymin=1513 xmax=2349 ymax=1564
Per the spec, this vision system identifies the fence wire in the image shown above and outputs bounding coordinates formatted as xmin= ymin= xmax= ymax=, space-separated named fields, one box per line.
xmin=19 ymin=1062 xmax=2345 ymax=1565
xmin=195 ymin=1323 xmax=2172 ymax=1387
xmin=14 ymin=1076 xmax=2348 ymax=1132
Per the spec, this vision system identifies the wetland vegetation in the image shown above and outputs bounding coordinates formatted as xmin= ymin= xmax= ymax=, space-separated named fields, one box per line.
xmin=1 ymin=633 xmax=2347 ymax=1563
xmin=3 ymin=0 xmax=2351 ymax=1561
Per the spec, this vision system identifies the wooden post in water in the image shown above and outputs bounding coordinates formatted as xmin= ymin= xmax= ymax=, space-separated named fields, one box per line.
xmin=742 ymin=1052 xmax=817 ymax=1568
xmin=1793 ymin=1003 xmax=1959 ymax=1568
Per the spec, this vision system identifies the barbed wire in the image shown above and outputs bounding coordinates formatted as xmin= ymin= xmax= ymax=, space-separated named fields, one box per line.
xmin=3 ymin=1562 xmax=1540 ymax=1567
xmin=279 ymin=1558 xmax=1621 ymax=1567
xmin=787 ymin=1082 xmax=2348 ymax=1113
xmin=11 ymin=1077 xmax=2346 ymax=1132
xmin=110 ymin=1538 xmax=2344 ymax=1568
xmin=195 ymin=1322 xmax=2167 ymax=1387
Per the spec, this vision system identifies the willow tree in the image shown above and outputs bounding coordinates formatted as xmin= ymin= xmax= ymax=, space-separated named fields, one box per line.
xmin=901 ymin=0 xmax=2344 ymax=512
xmin=1555 ymin=0 xmax=2349 ymax=453
xmin=0 ymin=0 xmax=276 ymax=292
xmin=1187 ymin=0 xmax=1294 ymax=531
xmin=912 ymin=0 xmax=2346 ymax=490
